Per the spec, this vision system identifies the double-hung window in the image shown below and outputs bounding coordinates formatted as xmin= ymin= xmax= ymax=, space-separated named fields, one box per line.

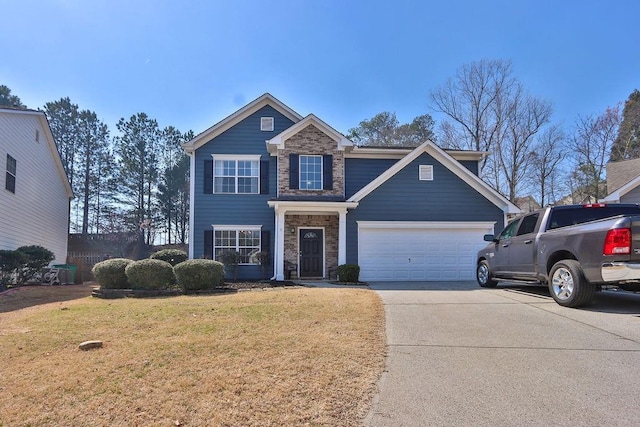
xmin=213 ymin=155 xmax=260 ymax=194
xmin=214 ymin=226 xmax=261 ymax=264
xmin=299 ymin=155 xmax=322 ymax=190
xmin=5 ymin=154 xmax=16 ymax=193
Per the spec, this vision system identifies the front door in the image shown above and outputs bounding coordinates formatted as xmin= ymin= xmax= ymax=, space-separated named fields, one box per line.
xmin=300 ymin=229 xmax=323 ymax=277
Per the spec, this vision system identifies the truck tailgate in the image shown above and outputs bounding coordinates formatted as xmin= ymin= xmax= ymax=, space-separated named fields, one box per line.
xmin=632 ymin=215 xmax=640 ymax=262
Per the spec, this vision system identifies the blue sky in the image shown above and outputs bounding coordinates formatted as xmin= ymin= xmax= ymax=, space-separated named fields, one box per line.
xmin=1 ymin=0 xmax=638 ymax=138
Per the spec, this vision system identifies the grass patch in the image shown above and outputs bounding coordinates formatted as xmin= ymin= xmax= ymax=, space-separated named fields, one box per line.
xmin=0 ymin=285 xmax=385 ymax=426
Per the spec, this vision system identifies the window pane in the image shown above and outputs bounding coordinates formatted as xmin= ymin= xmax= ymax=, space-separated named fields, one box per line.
xmin=214 ymin=177 xmax=235 ymax=193
xmin=300 ymin=156 xmax=322 ymax=190
xmin=5 ymin=173 xmax=15 ymax=193
xmin=214 ymin=229 xmax=261 ymax=264
xmin=6 ymin=155 xmax=16 ymax=175
xmin=5 ymin=155 xmax=16 ymax=193
xmin=237 ymin=177 xmax=258 ymax=193
xmin=215 ymin=230 xmax=236 ymax=247
xmin=237 ymin=160 xmax=258 ymax=177
xmin=214 ymin=159 xmax=258 ymax=194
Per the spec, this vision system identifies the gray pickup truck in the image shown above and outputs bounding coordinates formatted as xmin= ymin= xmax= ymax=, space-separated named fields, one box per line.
xmin=476 ymin=204 xmax=640 ymax=307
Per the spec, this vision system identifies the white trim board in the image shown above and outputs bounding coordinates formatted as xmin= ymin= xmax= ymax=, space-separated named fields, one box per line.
xmin=182 ymin=93 xmax=303 ymax=154
xmin=348 ymin=140 xmax=520 ymax=215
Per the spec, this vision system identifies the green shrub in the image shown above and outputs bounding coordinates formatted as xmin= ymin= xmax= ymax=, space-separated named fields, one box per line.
xmin=218 ymin=250 xmax=242 ymax=280
xmin=92 ymin=258 xmax=133 ymax=289
xmin=255 ymin=251 xmax=271 ymax=279
xmin=174 ymin=259 xmax=224 ymax=292
xmin=336 ymin=264 xmax=360 ymax=283
xmin=150 ymin=249 xmax=188 ymax=266
xmin=16 ymin=245 xmax=55 ymax=283
xmin=125 ymin=259 xmax=175 ymax=290
xmin=0 ymin=250 xmax=26 ymax=289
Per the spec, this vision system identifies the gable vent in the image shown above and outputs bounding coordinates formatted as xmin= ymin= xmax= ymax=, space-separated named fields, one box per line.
xmin=260 ymin=117 xmax=274 ymax=131
xmin=419 ymin=165 xmax=433 ymax=181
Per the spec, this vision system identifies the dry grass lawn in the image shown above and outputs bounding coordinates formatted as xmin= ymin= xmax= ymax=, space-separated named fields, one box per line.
xmin=0 ymin=285 xmax=386 ymax=426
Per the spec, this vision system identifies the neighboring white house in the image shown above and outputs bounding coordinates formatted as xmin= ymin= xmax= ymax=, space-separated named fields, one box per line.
xmin=0 ymin=107 xmax=73 ymax=264
xmin=601 ymin=158 xmax=640 ymax=204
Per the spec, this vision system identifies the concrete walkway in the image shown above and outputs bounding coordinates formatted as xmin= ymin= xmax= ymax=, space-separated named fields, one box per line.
xmin=363 ymin=281 xmax=640 ymax=426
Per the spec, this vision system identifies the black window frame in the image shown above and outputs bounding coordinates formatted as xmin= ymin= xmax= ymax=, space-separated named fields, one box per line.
xmin=5 ymin=154 xmax=16 ymax=193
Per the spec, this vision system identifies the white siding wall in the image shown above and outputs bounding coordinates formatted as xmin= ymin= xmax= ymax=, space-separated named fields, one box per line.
xmin=0 ymin=112 xmax=70 ymax=264
xmin=621 ymin=186 xmax=640 ymax=204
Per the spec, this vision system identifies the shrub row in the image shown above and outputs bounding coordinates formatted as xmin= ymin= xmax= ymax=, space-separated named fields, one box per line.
xmin=92 ymin=256 xmax=225 ymax=292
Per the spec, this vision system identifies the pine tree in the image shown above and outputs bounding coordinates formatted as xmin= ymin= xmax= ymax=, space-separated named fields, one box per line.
xmin=610 ymin=89 xmax=640 ymax=161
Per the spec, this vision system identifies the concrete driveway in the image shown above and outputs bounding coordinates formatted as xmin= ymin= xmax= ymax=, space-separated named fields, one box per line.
xmin=365 ymin=281 xmax=640 ymax=426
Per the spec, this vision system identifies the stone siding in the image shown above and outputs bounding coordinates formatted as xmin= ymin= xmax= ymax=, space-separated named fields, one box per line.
xmin=284 ymin=214 xmax=338 ymax=278
xmin=277 ymin=124 xmax=344 ymax=197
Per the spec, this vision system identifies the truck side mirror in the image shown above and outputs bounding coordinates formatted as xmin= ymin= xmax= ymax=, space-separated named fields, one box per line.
xmin=483 ymin=234 xmax=496 ymax=242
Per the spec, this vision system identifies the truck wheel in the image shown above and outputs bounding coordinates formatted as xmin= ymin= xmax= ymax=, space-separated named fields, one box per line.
xmin=548 ymin=260 xmax=595 ymax=308
xmin=477 ymin=260 xmax=497 ymax=288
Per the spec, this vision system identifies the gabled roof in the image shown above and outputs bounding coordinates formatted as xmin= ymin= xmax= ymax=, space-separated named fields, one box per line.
xmin=266 ymin=113 xmax=353 ymax=155
xmin=182 ymin=93 xmax=303 ymax=154
xmin=347 ymin=140 xmax=520 ymax=214
xmin=601 ymin=174 xmax=640 ymax=203
xmin=606 ymin=158 xmax=640 ymax=194
xmin=0 ymin=108 xmax=73 ymax=198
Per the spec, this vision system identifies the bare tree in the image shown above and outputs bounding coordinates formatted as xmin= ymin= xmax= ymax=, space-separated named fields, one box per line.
xmin=431 ymin=59 xmax=555 ymax=202
xmin=570 ymin=106 xmax=621 ymax=200
xmin=496 ymin=85 xmax=553 ymax=202
xmin=528 ymin=125 xmax=567 ymax=206
xmin=430 ymin=59 xmax=516 ymax=170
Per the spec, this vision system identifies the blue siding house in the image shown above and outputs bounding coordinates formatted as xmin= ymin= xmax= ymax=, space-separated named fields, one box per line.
xmin=183 ymin=94 xmax=519 ymax=282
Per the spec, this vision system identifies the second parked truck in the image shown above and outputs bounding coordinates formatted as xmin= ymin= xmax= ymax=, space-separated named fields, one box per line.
xmin=476 ymin=204 xmax=640 ymax=307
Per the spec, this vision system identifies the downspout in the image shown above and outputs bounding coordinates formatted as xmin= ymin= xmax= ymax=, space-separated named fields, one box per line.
xmin=187 ymin=151 xmax=196 ymax=259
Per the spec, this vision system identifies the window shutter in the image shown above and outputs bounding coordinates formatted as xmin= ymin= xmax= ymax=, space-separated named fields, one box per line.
xmin=260 ymin=160 xmax=269 ymax=195
xmin=289 ymin=154 xmax=299 ymax=189
xmin=323 ymin=154 xmax=333 ymax=190
xmin=204 ymin=160 xmax=213 ymax=194
xmin=261 ymin=230 xmax=270 ymax=253
xmin=204 ymin=230 xmax=213 ymax=259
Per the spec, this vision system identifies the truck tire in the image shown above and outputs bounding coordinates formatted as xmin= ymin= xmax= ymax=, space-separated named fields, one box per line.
xmin=548 ymin=260 xmax=595 ymax=308
xmin=477 ymin=260 xmax=497 ymax=288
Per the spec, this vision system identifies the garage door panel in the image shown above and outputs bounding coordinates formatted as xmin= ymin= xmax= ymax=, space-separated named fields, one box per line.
xmin=358 ymin=223 xmax=493 ymax=282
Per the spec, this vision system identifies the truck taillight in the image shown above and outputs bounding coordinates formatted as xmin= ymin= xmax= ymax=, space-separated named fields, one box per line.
xmin=583 ymin=203 xmax=606 ymax=208
xmin=603 ymin=228 xmax=631 ymax=255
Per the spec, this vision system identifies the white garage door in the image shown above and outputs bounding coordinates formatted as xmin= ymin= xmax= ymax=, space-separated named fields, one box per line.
xmin=358 ymin=221 xmax=496 ymax=281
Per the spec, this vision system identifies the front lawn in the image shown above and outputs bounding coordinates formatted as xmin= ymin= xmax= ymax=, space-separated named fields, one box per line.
xmin=0 ymin=285 xmax=385 ymax=426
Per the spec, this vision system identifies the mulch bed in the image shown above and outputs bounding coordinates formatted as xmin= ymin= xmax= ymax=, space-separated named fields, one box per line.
xmin=91 ymin=281 xmax=299 ymax=299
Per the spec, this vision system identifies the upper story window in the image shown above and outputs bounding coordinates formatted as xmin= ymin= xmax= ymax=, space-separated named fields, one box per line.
xmin=213 ymin=155 xmax=260 ymax=194
xmin=299 ymin=155 xmax=323 ymax=190
xmin=5 ymin=154 xmax=16 ymax=193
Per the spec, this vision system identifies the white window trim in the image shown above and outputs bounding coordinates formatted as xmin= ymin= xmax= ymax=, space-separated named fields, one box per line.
xmin=212 ymin=154 xmax=261 ymax=194
xmin=299 ymin=155 xmax=323 ymax=190
xmin=212 ymin=225 xmax=262 ymax=265
xmin=260 ymin=117 xmax=274 ymax=131
xmin=419 ymin=165 xmax=433 ymax=181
